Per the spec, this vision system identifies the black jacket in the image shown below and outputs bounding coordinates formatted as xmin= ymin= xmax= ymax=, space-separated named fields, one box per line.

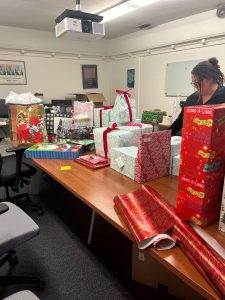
xmin=169 ymin=86 xmax=225 ymax=135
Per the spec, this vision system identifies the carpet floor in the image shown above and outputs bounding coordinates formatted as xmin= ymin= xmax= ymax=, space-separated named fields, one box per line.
xmin=0 ymin=174 xmax=180 ymax=300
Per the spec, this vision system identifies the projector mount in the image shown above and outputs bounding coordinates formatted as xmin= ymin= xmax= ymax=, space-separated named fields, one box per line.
xmin=55 ymin=0 xmax=103 ymax=24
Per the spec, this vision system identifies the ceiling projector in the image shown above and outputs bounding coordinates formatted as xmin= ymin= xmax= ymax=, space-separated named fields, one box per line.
xmin=55 ymin=4 xmax=105 ymax=41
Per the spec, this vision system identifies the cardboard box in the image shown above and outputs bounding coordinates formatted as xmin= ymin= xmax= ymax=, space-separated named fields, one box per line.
xmin=132 ymin=244 xmax=202 ymax=300
xmin=67 ymin=93 xmax=106 ymax=108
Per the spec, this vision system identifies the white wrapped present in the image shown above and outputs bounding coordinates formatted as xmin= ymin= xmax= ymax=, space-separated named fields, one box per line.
xmin=110 ymin=91 xmax=136 ymax=123
xmin=108 ymin=121 xmax=127 ymax=127
xmin=119 ymin=124 xmax=153 ymax=146
xmin=219 ymin=176 xmax=225 ymax=232
xmin=111 ymin=146 xmax=138 ymax=180
xmin=94 ymin=108 xmax=112 ymax=128
xmin=93 ymin=127 xmax=134 ymax=158
xmin=171 ymin=154 xmax=180 ymax=176
xmin=169 ymin=136 xmax=182 ymax=174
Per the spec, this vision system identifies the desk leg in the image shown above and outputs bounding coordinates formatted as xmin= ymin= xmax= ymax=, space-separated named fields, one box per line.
xmin=29 ymin=168 xmax=43 ymax=195
xmin=87 ymin=210 xmax=96 ymax=245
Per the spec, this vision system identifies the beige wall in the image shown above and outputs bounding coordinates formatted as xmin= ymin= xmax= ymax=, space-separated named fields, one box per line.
xmin=0 ymin=9 xmax=225 ymax=113
xmin=108 ymin=9 xmax=225 ymax=117
xmin=0 ymin=26 xmax=111 ymax=103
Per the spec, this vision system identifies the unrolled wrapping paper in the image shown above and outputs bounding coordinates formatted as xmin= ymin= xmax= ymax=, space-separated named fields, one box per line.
xmin=114 ymin=185 xmax=225 ymax=298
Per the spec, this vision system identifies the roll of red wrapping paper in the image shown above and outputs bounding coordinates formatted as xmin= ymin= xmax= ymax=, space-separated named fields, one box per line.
xmin=113 ymin=185 xmax=225 ymax=299
xmin=170 ymin=222 xmax=225 ymax=298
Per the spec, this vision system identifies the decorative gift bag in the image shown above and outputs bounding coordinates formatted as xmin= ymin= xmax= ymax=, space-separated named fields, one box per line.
xmin=73 ymin=101 xmax=94 ymax=128
xmin=8 ymin=103 xmax=47 ymax=145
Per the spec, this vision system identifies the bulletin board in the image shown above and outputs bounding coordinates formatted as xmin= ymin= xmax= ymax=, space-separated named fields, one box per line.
xmin=165 ymin=59 xmax=202 ymax=97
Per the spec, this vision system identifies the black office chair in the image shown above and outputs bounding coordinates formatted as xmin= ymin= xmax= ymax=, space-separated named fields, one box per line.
xmin=0 ymin=201 xmax=45 ymax=292
xmin=0 ymin=144 xmax=43 ymax=215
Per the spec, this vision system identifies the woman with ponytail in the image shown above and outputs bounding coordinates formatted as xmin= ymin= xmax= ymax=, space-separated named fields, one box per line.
xmin=169 ymin=57 xmax=225 ymax=135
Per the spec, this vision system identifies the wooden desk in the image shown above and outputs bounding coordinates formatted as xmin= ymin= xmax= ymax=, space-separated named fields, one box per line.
xmin=32 ymin=158 xmax=225 ymax=300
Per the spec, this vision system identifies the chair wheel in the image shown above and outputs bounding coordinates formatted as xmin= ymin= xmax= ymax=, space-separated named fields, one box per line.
xmin=8 ymin=255 xmax=18 ymax=266
xmin=36 ymin=280 xmax=45 ymax=291
xmin=37 ymin=209 xmax=44 ymax=216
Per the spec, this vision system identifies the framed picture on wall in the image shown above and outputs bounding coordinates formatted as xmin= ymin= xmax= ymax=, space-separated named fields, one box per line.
xmin=127 ymin=69 xmax=135 ymax=88
xmin=82 ymin=64 xmax=98 ymax=89
xmin=0 ymin=60 xmax=27 ymax=85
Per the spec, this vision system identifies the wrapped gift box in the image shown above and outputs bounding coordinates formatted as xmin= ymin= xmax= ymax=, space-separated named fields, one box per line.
xmin=119 ymin=124 xmax=153 ymax=145
xmin=141 ymin=110 xmax=167 ymax=124
xmin=171 ymin=155 xmax=180 ymax=176
xmin=177 ymin=105 xmax=225 ymax=227
xmin=93 ymin=127 xmax=134 ymax=158
xmin=25 ymin=143 xmax=83 ymax=159
xmin=110 ymin=93 xmax=136 ymax=123
xmin=73 ymin=101 xmax=94 ymax=127
xmin=110 ymin=131 xmax=171 ymax=183
xmin=219 ymin=176 xmax=225 ymax=232
xmin=135 ymin=131 xmax=171 ymax=183
xmin=94 ymin=108 xmax=112 ymax=128
xmin=8 ymin=103 xmax=47 ymax=145
xmin=169 ymin=136 xmax=182 ymax=174
xmin=111 ymin=146 xmax=138 ymax=180
xmin=108 ymin=121 xmax=127 ymax=127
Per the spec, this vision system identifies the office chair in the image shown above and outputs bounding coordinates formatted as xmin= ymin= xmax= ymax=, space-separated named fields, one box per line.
xmin=0 ymin=144 xmax=43 ymax=216
xmin=3 ymin=290 xmax=40 ymax=300
xmin=0 ymin=201 xmax=45 ymax=291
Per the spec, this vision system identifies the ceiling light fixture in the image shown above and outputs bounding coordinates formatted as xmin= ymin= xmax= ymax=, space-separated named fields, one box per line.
xmin=100 ymin=0 xmax=160 ymax=23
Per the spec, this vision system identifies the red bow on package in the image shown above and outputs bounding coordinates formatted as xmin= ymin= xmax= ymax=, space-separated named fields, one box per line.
xmin=103 ymin=123 xmax=119 ymax=158
xmin=99 ymin=105 xmax=114 ymax=128
xmin=116 ymin=89 xmax=133 ymax=123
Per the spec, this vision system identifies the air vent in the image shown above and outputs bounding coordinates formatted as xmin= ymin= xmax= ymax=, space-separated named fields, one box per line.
xmin=217 ymin=4 xmax=225 ymax=18
xmin=137 ymin=23 xmax=151 ymax=30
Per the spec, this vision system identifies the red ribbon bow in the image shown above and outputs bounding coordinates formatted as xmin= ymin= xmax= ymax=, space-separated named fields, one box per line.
xmin=103 ymin=123 xmax=119 ymax=158
xmin=116 ymin=89 xmax=133 ymax=123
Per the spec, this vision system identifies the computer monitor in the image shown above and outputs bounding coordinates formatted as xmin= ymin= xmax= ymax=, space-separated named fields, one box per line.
xmin=0 ymin=99 xmax=9 ymax=118
xmin=51 ymin=99 xmax=72 ymax=106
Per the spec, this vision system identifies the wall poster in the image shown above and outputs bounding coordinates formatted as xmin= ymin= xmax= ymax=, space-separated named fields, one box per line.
xmin=82 ymin=64 xmax=98 ymax=89
xmin=0 ymin=60 xmax=27 ymax=85
xmin=127 ymin=69 xmax=135 ymax=88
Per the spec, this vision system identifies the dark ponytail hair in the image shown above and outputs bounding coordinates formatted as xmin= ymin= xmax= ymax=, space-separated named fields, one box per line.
xmin=192 ymin=57 xmax=224 ymax=86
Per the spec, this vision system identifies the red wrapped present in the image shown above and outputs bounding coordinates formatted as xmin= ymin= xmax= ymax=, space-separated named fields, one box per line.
xmin=177 ymin=105 xmax=225 ymax=227
xmin=8 ymin=103 xmax=47 ymax=146
xmin=134 ymin=130 xmax=171 ymax=183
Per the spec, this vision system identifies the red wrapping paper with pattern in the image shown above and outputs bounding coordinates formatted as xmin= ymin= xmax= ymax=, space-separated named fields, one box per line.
xmin=134 ymin=131 xmax=171 ymax=183
xmin=176 ymin=105 xmax=225 ymax=227
xmin=114 ymin=185 xmax=225 ymax=298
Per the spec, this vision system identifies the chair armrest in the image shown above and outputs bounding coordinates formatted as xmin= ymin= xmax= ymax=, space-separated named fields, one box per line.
xmin=0 ymin=203 xmax=9 ymax=215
